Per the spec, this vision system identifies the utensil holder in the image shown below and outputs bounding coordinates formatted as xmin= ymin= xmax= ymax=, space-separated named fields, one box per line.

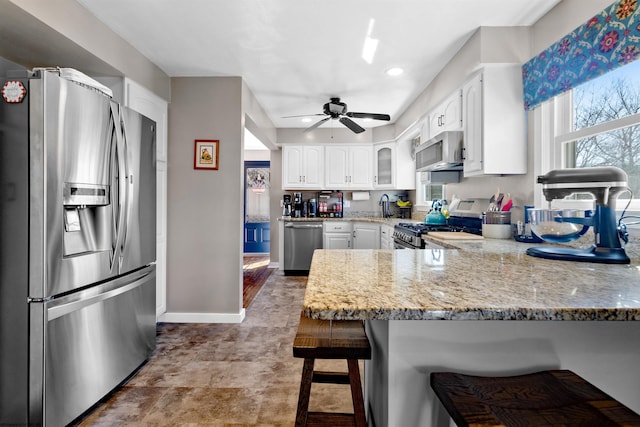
xmin=482 ymin=211 xmax=512 ymax=239
xmin=483 ymin=211 xmax=511 ymax=225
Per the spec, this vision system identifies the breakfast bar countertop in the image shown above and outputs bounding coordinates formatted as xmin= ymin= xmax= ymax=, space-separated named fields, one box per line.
xmin=302 ymin=243 xmax=640 ymax=321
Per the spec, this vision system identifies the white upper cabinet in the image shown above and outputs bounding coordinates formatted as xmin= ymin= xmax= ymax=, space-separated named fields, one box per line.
xmin=462 ymin=65 xmax=527 ymax=177
xmin=325 ymin=145 xmax=373 ymax=189
xmin=428 ymin=90 xmax=462 ymax=139
xmin=462 ymin=74 xmax=483 ymax=174
xmin=373 ymin=143 xmax=393 ymax=188
xmin=282 ymin=145 xmax=324 ymax=189
xmin=373 ymin=141 xmax=415 ymax=190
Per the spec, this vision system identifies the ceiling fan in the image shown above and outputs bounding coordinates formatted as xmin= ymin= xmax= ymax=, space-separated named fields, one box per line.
xmin=283 ymin=97 xmax=391 ymax=134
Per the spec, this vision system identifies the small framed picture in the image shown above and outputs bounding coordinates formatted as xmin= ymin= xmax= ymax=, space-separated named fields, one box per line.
xmin=194 ymin=139 xmax=219 ymax=170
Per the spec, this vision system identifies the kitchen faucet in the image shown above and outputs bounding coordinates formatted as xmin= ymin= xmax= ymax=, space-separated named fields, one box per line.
xmin=379 ymin=193 xmax=391 ymax=218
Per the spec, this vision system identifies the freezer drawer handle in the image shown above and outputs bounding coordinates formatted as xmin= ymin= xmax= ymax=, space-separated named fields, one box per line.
xmin=47 ymin=272 xmax=152 ymax=321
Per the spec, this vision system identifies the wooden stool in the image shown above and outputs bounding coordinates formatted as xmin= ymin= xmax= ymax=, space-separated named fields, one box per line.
xmin=293 ymin=314 xmax=371 ymax=427
xmin=430 ymin=370 xmax=640 ymax=426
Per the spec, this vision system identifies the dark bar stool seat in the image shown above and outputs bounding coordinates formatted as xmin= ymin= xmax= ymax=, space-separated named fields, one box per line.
xmin=293 ymin=313 xmax=371 ymax=427
xmin=430 ymin=370 xmax=640 ymax=426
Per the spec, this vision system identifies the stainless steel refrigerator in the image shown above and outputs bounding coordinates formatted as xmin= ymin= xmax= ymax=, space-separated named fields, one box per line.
xmin=0 ymin=57 xmax=157 ymax=426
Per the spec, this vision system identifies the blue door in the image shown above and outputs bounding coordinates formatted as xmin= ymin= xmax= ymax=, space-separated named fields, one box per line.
xmin=244 ymin=161 xmax=270 ymax=253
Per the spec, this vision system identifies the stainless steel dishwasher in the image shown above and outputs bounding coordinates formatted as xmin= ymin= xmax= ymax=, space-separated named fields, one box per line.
xmin=284 ymin=221 xmax=323 ymax=275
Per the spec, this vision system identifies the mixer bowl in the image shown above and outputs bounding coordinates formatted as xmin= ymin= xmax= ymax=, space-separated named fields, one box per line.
xmin=528 ymin=209 xmax=590 ymax=243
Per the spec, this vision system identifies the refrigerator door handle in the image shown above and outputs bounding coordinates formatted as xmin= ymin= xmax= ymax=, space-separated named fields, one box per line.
xmin=118 ymin=107 xmax=133 ymax=264
xmin=110 ymin=102 xmax=128 ymax=272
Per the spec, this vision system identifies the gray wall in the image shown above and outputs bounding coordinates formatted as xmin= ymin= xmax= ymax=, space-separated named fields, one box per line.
xmin=168 ymin=77 xmax=244 ymax=316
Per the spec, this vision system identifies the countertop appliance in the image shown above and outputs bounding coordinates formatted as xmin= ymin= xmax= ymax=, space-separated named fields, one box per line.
xmin=393 ymin=199 xmax=487 ymax=249
xmin=415 ymin=131 xmax=464 ymax=172
xmin=283 ymin=221 xmax=323 ymax=274
xmin=307 ymin=198 xmax=317 ymax=217
xmin=0 ymin=58 xmax=157 ymax=426
xmin=526 ymin=167 xmax=630 ymax=264
xmin=293 ymin=192 xmax=303 ymax=218
xmin=282 ymin=194 xmax=292 ymax=217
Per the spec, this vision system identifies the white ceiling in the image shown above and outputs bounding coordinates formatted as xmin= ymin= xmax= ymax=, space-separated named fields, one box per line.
xmin=78 ymin=0 xmax=559 ymax=132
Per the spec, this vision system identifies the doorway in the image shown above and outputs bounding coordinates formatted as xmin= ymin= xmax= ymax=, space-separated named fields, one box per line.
xmin=244 ymin=160 xmax=270 ymax=253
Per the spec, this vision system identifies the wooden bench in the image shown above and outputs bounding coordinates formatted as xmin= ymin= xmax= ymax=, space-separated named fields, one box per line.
xmin=293 ymin=314 xmax=371 ymax=427
xmin=430 ymin=370 xmax=640 ymax=426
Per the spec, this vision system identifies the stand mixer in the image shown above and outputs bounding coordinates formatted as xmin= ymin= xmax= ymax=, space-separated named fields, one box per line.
xmin=526 ymin=166 xmax=630 ymax=264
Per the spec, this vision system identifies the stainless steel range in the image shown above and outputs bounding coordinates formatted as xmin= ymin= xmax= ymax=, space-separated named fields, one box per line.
xmin=393 ymin=199 xmax=488 ymax=249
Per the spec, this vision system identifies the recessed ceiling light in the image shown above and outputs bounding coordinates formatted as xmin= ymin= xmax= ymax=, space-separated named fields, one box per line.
xmin=301 ymin=117 xmax=312 ymax=123
xmin=386 ymin=67 xmax=404 ymax=76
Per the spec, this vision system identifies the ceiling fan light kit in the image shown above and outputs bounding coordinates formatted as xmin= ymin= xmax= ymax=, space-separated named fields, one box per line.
xmin=283 ymin=97 xmax=390 ymax=134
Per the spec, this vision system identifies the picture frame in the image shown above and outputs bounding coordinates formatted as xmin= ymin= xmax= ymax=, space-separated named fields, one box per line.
xmin=194 ymin=139 xmax=219 ymax=170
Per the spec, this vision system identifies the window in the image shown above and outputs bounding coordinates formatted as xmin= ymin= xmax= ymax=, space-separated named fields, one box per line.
xmin=539 ymin=60 xmax=640 ymax=228
xmin=568 ymin=60 xmax=640 ymax=197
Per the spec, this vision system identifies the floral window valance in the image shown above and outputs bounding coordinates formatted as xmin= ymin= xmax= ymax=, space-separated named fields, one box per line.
xmin=523 ymin=0 xmax=640 ymax=110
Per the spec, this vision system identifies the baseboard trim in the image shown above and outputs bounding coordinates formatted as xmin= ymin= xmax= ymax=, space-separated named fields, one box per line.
xmin=159 ymin=309 xmax=246 ymax=324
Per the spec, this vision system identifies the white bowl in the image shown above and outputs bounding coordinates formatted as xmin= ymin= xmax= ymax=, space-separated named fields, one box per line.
xmin=528 ymin=209 xmax=589 ymax=243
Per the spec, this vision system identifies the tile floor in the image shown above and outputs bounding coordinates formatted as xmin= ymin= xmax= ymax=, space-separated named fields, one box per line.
xmin=74 ymin=272 xmax=357 ymax=426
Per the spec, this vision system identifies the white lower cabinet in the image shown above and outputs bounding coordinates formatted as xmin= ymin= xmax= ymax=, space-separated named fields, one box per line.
xmin=323 ymin=221 xmax=381 ymax=249
xmin=380 ymin=224 xmax=394 ymax=250
xmin=353 ymin=223 xmax=380 ymax=249
xmin=323 ymin=222 xmax=352 ymax=249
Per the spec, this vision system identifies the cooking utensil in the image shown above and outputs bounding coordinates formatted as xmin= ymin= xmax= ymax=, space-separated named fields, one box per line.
xmin=489 ymin=187 xmax=500 ymax=211
xmin=501 ymin=193 xmax=512 ymax=211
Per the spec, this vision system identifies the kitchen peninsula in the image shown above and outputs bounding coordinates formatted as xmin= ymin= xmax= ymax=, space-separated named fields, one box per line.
xmin=303 ymin=243 xmax=640 ymax=427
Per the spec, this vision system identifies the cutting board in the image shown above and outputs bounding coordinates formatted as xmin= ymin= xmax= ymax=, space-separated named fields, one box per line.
xmin=427 ymin=231 xmax=484 ymax=240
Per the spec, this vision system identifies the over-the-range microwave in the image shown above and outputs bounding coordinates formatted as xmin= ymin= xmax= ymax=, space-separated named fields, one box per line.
xmin=415 ymin=130 xmax=464 ymax=172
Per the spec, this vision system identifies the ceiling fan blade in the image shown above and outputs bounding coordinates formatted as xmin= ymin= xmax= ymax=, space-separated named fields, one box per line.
xmin=303 ymin=117 xmax=330 ymax=133
xmin=339 ymin=117 xmax=365 ymax=134
xmin=346 ymin=112 xmax=391 ymax=121
xmin=281 ymin=113 xmax=326 ymax=118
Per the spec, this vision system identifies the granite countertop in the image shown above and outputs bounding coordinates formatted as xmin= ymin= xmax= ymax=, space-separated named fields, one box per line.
xmin=302 ymin=241 xmax=640 ymax=321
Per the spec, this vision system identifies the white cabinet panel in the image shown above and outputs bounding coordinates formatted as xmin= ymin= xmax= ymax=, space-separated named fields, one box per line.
xmin=325 ymin=145 xmax=373 ymax=189
xmin=428 ymin=90 xmax=462 ymax=139
xmin=380 ymin=224 xmax=393 ymax=250
xmin=374 ymin=141 xmax=415 ymax=190
xmin=462 ymin=73 xmax=483 ymax=175
xmin=323 ymin=221 xmax=352 ymax=249
xmin=353 ymin=223 xmax=380 ymax=249
xmin=324 ymin=146 xmax=349 ymax=188
xmin=374 ymin=144 xmax=393 ymax=188
xmin=283 ymin=145 xmax=324 ymax=189
xmin=462 ymin=66 xmax=527 ymax=177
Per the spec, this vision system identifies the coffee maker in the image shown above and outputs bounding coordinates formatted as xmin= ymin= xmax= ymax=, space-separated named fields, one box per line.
xmin=293 ymin=192 xmax=303 ymax=218
xmin=526 ymin=166 xmax=630 ymax=264
xmin=282 ymin=194 xmax=292 ymax=217
xmin=307 ymin=198 xmax=317 ymax=218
